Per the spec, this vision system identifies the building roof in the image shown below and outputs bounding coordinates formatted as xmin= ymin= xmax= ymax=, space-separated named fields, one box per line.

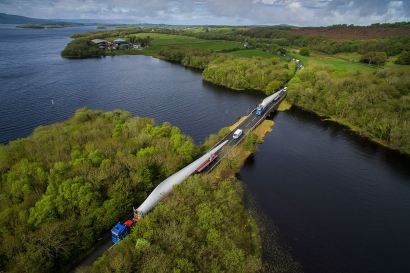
xmin=114 ymin=39 xmax=128 ymax=44
xmin=91 ymin=39 xmax=107 ymax=44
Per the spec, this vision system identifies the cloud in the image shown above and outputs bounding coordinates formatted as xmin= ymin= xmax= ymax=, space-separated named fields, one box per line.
xmin=1 ymin=0 xmax=410 ymax=25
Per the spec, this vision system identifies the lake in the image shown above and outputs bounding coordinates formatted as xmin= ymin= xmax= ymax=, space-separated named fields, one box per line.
xmin=1 ymin=24 xmax=410 ymax=273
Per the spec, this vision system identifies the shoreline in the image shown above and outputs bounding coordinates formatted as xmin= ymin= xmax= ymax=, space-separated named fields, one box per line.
xmin=296 ymin=105 xmax=405 ymax=153
xmin=225 ymin=105 xmax=302 ymax=271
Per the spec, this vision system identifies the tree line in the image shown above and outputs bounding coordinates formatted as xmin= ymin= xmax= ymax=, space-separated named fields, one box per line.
xmin=159 ymin=45 xmax=297 ymax=94
xmin=287 ymin=63 xmax=410 ymax=153
xmin=61 ymin=38 xmax=106 ymax=58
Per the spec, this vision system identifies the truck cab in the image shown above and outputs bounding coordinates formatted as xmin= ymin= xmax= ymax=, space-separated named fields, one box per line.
xmin=111 ymin=220 xmax=134 ymax=244
xmin=256 ymin=106 xmax=264 ymax=116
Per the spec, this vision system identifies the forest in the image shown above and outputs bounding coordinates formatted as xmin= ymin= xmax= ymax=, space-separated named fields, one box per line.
xmin=77 ymin=174 xmax=300 ymax=273
xmin=0 ymin=108 xmax=205 ymax=272
xmin=158 ymin=46 xmax=297 ymax=93
xmin=287 ymin=63 xmax=410 ymax=153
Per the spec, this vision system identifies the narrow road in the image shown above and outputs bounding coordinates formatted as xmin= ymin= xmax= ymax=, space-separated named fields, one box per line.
xmin=205 ymin=88 xmax=287 ymax=173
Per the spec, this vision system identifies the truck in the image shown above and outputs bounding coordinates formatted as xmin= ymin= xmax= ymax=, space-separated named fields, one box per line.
xmin=195 ymin=154 xmax=218 ymax=173
xmin=255 ymin=89 xmax=284 ymax=116
xmin=110 ymin=140 xmax=229 ymax=244
xmin=111 ymin=219 xmax=134 ymax=244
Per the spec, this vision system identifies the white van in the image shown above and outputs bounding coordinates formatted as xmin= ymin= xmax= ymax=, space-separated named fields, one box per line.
xmin=233 ymin=129 xmax=243 ymax=139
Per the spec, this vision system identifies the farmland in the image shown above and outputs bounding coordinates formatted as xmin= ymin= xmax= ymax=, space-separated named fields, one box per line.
xmin=287 ymin=52 xmax=376 ymax=71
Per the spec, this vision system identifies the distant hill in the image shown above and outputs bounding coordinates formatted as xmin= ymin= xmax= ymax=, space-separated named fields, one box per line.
xmin=0 ymin=13 xmax=56 ymax=24
xmin=0 ymin=13 xmax=141 ymax=25
xmin=291 ymin=25 xmax=410 ymax=40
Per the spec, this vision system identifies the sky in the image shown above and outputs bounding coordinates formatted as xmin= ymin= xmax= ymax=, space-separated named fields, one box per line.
xmin=1 ymin=0 xmax=410 ymax=26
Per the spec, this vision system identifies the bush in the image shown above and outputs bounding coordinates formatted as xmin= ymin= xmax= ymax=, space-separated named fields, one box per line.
xmin=395 ymin=51 xmax=410 ymax=65
xmin=299 ymin=47 xmax=310 ymax=56
xmin=61 ymin=38 xmax=106 ymax=59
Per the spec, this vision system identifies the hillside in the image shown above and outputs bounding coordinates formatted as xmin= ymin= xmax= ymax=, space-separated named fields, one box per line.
xmin=0 ymin=13 xmax=56 ymax=24
xmin=291 ymin=26 xmax=410 ymax=40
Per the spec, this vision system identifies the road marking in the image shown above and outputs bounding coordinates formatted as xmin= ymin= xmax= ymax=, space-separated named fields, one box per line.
xmin=252 ymin=117 xmax=256 ymax=121
xmin=245 ymin=122 xmax=250 ymax=127
xmin=108 ymin=244 xmax=116 ymax=250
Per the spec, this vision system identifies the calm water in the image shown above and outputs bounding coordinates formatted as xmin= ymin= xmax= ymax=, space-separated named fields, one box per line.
xmin=1 ymin=25 xmax=410 ymax=273
xmin=0 ymin=24 xmax=264 ymax=145
xmin=239 ymin=108 xmax=410 ymax=273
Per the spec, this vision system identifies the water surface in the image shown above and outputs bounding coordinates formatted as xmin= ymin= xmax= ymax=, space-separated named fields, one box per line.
xmin=2 ymin=24 xmax=410 ymax=273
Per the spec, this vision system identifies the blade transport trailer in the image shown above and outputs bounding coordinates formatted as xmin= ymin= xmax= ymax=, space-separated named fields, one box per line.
xmin=195 ymin=154 xmax=218 ymax=173
xmin=256 ymin=88 xmax=286 ymax=116
xmin=110 ymin=140 xmax=229 ymax=244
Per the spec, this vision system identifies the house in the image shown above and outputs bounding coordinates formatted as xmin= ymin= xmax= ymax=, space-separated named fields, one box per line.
xmin=92 ymin=39 xmax=107 ymax=45
xmin=91 ymin=39 xmax=108 ymax=50
xmin=133 ymin=43 xmax=142 ymax=50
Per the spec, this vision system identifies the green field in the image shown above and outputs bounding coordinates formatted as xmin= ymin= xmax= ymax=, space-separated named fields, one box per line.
xmin=120 ymin=33 xmax=242 ymax=51
xmin=334 ymin=52 xmax=363 ymax=62
xmin=287 ymin=53 xmax=376 ymax=71
xmin=108 ymin=33 xmax=245 ymax=57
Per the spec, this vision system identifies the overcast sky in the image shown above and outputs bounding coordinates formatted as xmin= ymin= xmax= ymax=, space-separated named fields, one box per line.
xmin=1 ymin=0 xmax=410 ymax=26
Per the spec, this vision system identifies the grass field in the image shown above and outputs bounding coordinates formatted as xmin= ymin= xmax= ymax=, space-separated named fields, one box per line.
xmin=334 ymin=52 xmax=363 ymax=62
xmin=287 ymin=52 xmax=376 ymax=71
xmin=124 ymin=33 xmax=242 ymax=50
xmin=107 ymin=33 xmax=391 ymax=71
xmin=333 ymin=52 xmax=403 ymax=68
xmin=106 ymin=33 xmax=244 ymax=57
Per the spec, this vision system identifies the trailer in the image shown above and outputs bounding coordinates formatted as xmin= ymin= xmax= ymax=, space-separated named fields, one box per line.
xmin=195 ymin=154 xmax=218 ymax=173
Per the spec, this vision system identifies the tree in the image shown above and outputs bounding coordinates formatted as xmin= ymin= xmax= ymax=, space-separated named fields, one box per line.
xmin=278 ymin=47 xmax=287 ymax=55
xmin=360 ymin=51 xmax=387 ymax=65
xmin=395 ymin=51 xmax=410 ymax=65
xmin=299 ymin=47 xmax=310 ymax=56
xmin=374 ymin=52 xmax=388 ymax=66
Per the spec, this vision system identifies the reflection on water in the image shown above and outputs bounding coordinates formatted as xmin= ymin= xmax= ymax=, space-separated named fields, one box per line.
xmin=240 ymin=106 xmax=410 ymax=273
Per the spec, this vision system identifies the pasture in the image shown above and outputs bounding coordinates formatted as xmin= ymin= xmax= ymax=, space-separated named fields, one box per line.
xmin=287 ymin=53 xmax=376 ymax=71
